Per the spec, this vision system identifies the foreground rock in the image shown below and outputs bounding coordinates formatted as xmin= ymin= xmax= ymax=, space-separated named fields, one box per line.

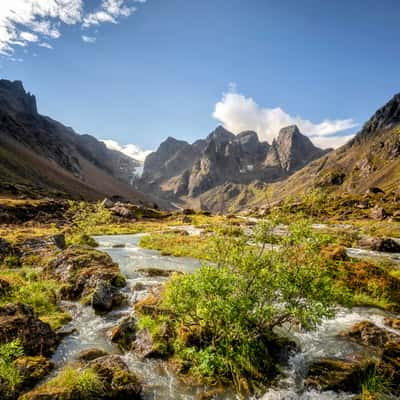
xmin=357 ymin=237 xmax=400 ymax=253
xmin=339 ymin=321 xmax=400 ymax=348
xmin=21 ymin=355 xmax=142 ymax=399
xmin=14 ymin=356 xmax=54 ymax=390
xmin=305 ymin=358 xmax=375 ymax=392
xmin=0 ymin=303 xmax=58 ymax=356
xmin=109 ymin=316 xmax=137 ymax=350
xmin=45 ymin=245 xmax=126 ymax=311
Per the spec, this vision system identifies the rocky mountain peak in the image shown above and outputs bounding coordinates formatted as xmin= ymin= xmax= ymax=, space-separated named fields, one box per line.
xmin=0 ymin=79 xmax=37 ymax=115
xmin=206 ymin=125 xmax=235 ymax=145
xmin=351 ymin=92 xmax=400 ymax=145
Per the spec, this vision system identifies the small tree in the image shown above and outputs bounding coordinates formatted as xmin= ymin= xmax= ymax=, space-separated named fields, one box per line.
xmin=159 ymin=218 xmax=337 ymax=391
xmin=68 ymin=201 xmax=112 ymax=245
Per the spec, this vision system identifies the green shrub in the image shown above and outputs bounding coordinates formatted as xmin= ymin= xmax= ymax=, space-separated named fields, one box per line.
xmin=0 ymin=340 xmax=24 ymax=397
xmin=139 ymin=219 xmax=338 ymax=392
xmin=3 ymin=255 xmax=20 ymax=268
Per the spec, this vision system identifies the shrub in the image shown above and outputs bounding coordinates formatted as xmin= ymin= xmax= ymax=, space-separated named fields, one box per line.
xmin=0 ymin=340 xmax=24 ymax=398
xmin=139 ymin=219 xmax=338 ymax=392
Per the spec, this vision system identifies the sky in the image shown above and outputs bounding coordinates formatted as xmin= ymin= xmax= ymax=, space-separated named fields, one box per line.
xmin=1 ymin=0 xmax=400 ymax=160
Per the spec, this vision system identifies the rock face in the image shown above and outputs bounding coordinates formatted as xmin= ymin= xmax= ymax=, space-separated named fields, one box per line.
xmin=357 ymin=237 xmax=400 ymax=253
xmin=140 ymin=124 xmax=328 ymax=211
xmin=45 ymin=246 xmax=125 ymax=309
xmin=0 ymin=79 xmax=150 ymax=204
xmin=0 ymin=303 xmax=58 ymax=356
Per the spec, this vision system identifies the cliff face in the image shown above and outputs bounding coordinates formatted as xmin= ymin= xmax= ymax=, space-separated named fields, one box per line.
xmin=139 ymin=124 xmax=329 ymax=210
xmin=0 ymin=79 xmax=150 ymax=204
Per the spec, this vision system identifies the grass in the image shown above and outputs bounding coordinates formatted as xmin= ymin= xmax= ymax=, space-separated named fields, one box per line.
xmin=0 ymin=268 xmax=71 ymax=330
xmin=139 ymin=232 xmax=215 ymax=260
xmin=21 ymin=367 xmax=104 ymax=398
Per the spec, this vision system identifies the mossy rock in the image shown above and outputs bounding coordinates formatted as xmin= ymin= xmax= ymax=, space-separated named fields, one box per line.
xmin=14 ymin=356 xmax=54 ymax=389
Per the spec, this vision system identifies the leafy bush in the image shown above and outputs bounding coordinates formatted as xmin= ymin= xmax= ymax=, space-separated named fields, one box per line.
xmin=140 ymin=219 xmax=338 ymax=392
xmin=0 ymin=340 xmax=24 ymax=398
xmin=67 ymin=201 xmax=112 ymax=246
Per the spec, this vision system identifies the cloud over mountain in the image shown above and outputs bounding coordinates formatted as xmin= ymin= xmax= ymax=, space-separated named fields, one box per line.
xmin=213 ymin=88 xmax=358 ymax=149
xmin=102 ymin=139 xmax=152 ymax=163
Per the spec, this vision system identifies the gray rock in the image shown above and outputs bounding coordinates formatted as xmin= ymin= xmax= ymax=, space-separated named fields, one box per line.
xmin=357 ymin=237 xmax=400 ymax=253
xmin=91 ymin=280 xmax=114 ymax=312
xmin=370 ymin=205 xmax=386 ymax=220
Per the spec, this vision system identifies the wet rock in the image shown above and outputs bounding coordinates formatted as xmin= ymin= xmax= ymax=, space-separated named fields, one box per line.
xmin=0 ymin=277 xmax=10 ymax=295
xmin=14 ymin=356 xmax=54 ymax=390
xmin=91 ymin=280 xmax=113 ymax=311
xmin=134 ymin=285 xmax=163 ymax=316
xmin=136 ymin=267 xmax=179 ymax=277
xmin=133 ymin=327 xmax=171 ymax=359
xmin=182 ymin=215 xmax=192 ymax=223
xmin=111 ymin=204 xmax=135 ymax=219
xmin=305 ymin=357 xmax=376 ymax=393
xmin=384 ymin=317 xmax=400 ymax=329
xmin=0 ymin=237 xmax=13 ymax=261
xmin=366 ymin=187 xmax=385 ymax=195
xmin=339 ymin=321 xmax=400 ymax=348
xmin=369 ymin=205 xmax=386 ymax=220
xmin=76 ymin=348 xmax=108 ymax=362
xmin=101 ymin=198 xmax=114 ymax=208
xmin=357 ymin=237 xmax=400 ymax=253
xmin=109 ymin=316 xmax=137 ymax=350
xmin=88 ymin=355 xmax=142 ymax=398
xmin=45 ymin=245 xmax=125 ymax=302
xmin=0 ymin=303 xmax=58 ymax=356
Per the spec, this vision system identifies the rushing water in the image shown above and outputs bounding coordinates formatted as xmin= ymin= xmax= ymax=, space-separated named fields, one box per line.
xmin=52 ymin=233 xmax=400 ymax=400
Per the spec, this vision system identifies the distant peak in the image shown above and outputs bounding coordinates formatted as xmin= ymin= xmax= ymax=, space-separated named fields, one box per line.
xmin=278 ymin=125 xmax=301 ymax=137
xmin=0 ymin=79 xmax=37 ymax=115
xmin=207 ymin=125 xmax=235 ymax=144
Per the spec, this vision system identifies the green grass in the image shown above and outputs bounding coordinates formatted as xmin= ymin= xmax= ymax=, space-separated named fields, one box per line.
xmin=0 ymin=340 xmax=24 ymax=398
xmin=21 ymin=367 xmax=104 ymax=399
xmin=0 ymin=268 xmax=71 ymax=330
xmin=139 ymin=232 xmax=215 ymax=260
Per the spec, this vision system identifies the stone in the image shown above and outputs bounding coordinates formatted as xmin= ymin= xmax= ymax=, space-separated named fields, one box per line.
xmin=14 ymin=356 xmax=54 ymax=389
xmin=91 ymin=280 xmax=113 ymax=312
xmin=305 ymin=357 xmax=376 ymax=393
xmin=366 ymin=187 xmax=385 ymax=195
xmin=110 ymin=205 xmax=135 ymax=219
xmin=370 ymin=205 xmax=386 ymax=220
xmin=357 ymin=237 xmax=400 ymax=253
xmin=76 ymin=348 xmax=108 ymax=362
xmin=0 ymin=237 xmax=13 ymax=261
xmin=0 ymin=303 xmax=58 ymax=356
xmin=109 ymin=316 xmax=137 ymax=350
xmin=101 ymin=198 xmax=114 ymax=208
xmin=88 ymin=355 xmax=142 ymax=398
xmin=384 ymin=317 xmax=400 ymax=330
xmin=133 ymin=327 xmax=171 ymax=359
xmin=339 ymin=321 xmax=399 ymax=348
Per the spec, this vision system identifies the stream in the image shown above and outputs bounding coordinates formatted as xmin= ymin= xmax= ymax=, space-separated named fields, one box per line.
xmin=51 ymin=232 xmax=400 ymax=400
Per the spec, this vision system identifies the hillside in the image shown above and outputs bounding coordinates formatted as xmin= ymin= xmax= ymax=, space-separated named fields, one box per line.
xmin=260 ymin=92 xmax=400 ymax=204
xmin=0 ymin=80 xmax=151 ymax=204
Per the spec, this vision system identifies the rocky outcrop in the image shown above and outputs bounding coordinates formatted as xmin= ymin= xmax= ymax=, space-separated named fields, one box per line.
xmin=357 ymin=237 xmax=400 ymax=253
xmin=45 ymin=246 xmax=126 ymax=309
xmin=140 ymin=124 xmax=327 ymax=210
xmin=0 ymin=303 xmax=58 ymax=356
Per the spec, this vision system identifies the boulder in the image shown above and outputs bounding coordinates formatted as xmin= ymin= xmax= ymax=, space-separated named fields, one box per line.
xmin=0 ymin=237 xmax=13 ymax=261
xmin=76 ymin=348 xmax=108 ymax=362
xmin=109 ymin=316 xmax=137 ymax=350
xmin=101 ymin=198 xmax=114 ymax=208
xmin=110 ymin=205 xmax=135 ymax=219
xmin=0 ymin=303 xmax=58 ymax=356
xmin=369 ymin=205 xmax=386 ymax=220
xmin=14 ymin=356 xmax=54 ymax=390
xmin=305 ymin=358 xmax=376 ymax=393
xmin=45 ymin=246 xmax=125 ymax=303
xmin=0 ymin=278 xmax=10 ymax=295
xmin=133 ymin=327 xmax=171 ymax=359
xmin=88 ymin=355 xmax=142 ymax=398
xmin=339 ymin=321 xmax=400 ymax=348
xmin=357 ymin=237 xmax=400 ymax=253
xmin=384 ymin=317 xmax=400 ymax=330
xmin=366 ymin=187 xmax=385 ymax=195
xmin=91 ymin=280 xmax=113 ymax=312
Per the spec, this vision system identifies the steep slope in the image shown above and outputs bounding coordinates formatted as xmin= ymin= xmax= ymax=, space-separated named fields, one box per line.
xmin=264 ymin=93 xmax=400 ymax=203
xmin=0 ymin=79 xmax=150 ymax=203
xmin=140 ymin=124 xmax=328 ymax=210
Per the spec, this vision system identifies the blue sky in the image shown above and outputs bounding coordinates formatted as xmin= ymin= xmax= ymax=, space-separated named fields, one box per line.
xmin=1 ymin=0 xmax=400 ymax=157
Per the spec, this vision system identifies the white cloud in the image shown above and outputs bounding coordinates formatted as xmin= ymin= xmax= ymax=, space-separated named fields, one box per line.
xmin=0 ymin=0 xmax=145 ymax=56
xmin=38 ymin=42 xmax=53 ymax=49
xmin=212 ymin=88 xmax=358 ymax=149
xmin=82 ymin=35 xmax=97 ymax=43
xmin=102 ymin=139 xmax=152 ymax=163
xmin=310 ymin=134 xmax=354 ymax=149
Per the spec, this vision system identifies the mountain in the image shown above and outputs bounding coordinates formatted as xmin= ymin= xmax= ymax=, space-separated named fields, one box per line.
xmin=0 ymin=79 xmax=151 ymax=204
xmin=139 ymin=124 xmax=329 ymax=210
xmin=261 ymin=92 xmax=400 ymax=203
